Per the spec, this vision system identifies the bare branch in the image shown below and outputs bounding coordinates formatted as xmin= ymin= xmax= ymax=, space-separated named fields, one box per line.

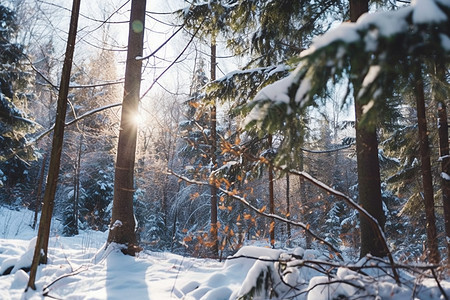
xmin=141 ymin=22 xmax=204 ymax=99
xmin=26 ymin=102 xmax=122 ymax=147
xmin=286 ymin=168 xmax=400 ymax=284
xmin=300 ymin=144 xmax=353 ymax=154
xmin=167 ymin=170 xmax=343 ymax=260
xmin=138 ymin=24 xmax=185 ymax=61
xmin=27 ymin=56 xmax=125 ymax=90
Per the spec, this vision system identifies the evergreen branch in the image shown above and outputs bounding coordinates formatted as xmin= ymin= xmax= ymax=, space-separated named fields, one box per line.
xmin=167 ymin=170 xmax=343 ymax=260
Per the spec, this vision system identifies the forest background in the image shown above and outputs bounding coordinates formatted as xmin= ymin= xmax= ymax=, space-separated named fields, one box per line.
xmin=0 ymin=0 xmax=449 ymax=276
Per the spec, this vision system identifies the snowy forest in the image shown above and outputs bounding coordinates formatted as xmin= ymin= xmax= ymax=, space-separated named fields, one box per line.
xmin=0 ymin=0 xmax=450 ymax=299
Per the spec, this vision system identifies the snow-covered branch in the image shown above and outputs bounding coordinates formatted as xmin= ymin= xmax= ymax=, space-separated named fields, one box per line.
xmin=27 ymin=102 xmax=122 ymax=146
xmin=286 ymin=168 xmax=400 ymax=284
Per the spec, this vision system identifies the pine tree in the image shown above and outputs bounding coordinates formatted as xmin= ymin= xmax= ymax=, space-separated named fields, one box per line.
xmin=349 ymin=0 xmax=387 ymax=259
xmin=107 ymin=0 xmax=146 ymax=256
xmin=245 ymin=0 xmax=450 ymax=258
xmin=433 ymin=58 xmax=450 ymax=262
xmin=414 ymin=67 xmax=440 ymax=263
xmin=0 ymin=4 xmax=35 ymax=195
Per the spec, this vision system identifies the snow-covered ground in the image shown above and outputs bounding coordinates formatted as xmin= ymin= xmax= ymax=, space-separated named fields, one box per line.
xmin=0 ymin=207 xmax=449 ymax=299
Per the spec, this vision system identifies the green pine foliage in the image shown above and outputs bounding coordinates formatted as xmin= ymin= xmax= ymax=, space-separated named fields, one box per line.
xmin=181 ymin=0 xmax=348 ymax=66
xmin=246 ymin=0 xmax=450 ymax=163
xmin=0 ymin=4 xmax=35 ymax=194
xmin=81 ymin=169 xmax=113 ymax=231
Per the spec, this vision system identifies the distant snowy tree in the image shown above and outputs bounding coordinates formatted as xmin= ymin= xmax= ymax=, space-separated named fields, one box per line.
xmin=0 ymin=4 xmax=35 ymax=196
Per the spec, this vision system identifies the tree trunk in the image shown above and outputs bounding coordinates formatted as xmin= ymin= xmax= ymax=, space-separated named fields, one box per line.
xmin=415 ymin=68 xmax=441 ymax=264
xmin=434 ymin=60 xmax=450 ymax=263
xmin=72 ymin=131 xmax=83 ymax=235
xmin=349 ymin=0 xmax=368 ymax=22
xmin=299 ymin=152 xmax=311 ymax=248
xmin=33 ymin=152 xmax=48 ymax=230
xmin=26 ymin=0 xmax=81 ymax=291
xmin=268 ymin=134 xmax=275 ymax=247
xmin=286 ymin=173 xmax=291 ymax=246
xmin=209 ymin=40 xmax=219 ymax=257
xmin=438 ymin=101 xmax=450 ymax=262
xmin=354 ymin=112 xmax=386 ymax=257
xmin=107 ymin=0 xmax=146 ymax=256
xmin=350 ymin=0 xmax=387 ymax=258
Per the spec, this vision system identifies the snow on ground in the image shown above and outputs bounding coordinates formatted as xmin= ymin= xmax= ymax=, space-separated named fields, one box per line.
xmin=0 ymin=207 xmax=449 ymax=299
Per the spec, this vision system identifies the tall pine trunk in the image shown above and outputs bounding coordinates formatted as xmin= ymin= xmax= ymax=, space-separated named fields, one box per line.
xmin=434 ymin=60 xmax=450 ymax=263
xmin=438 ymin=101 xmax=450 ymax=262
xmin=209 ymin=41 xmax=219 ymax=257
xmin=268 ymin=134 xmax=275 ymax=247
xmin=70 ymin=132 xmax=83 ymax=235
xmin=414 ymin=67 xmax=440 ymax=264
xmin=350 ymin=0 xmax=387 ymax=258
xmin=26 ymin=0 xmax=81 ymax=290
xmin=285 ymin=173 xmax=291 ymax=246
xmin=33 ymin=152 xmax=48 ymax=230
xmin=107 ymin=0 xmax=146 ymax=256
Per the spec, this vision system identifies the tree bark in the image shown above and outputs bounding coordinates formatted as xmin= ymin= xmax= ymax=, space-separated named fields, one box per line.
xmin=350 ymin=0 xmax=387 ymax=258
xmin=72 ymin=131 xmax=83 ymax=235
xmin=33 ymin=152 xmax=48 ymax=230
xmin=286 ymin=173 xmax=291 ymax=246
xmin=209 ymin=40 xmax=219 ymax=257
xmin=349 ymin=0 xmax=368 ymax=22
xmin=107 ymin=0 xmax=146 ymax=256
xmin=434 ymin=59 xmax=450 ymax=263
xmin=268 ymin=134 xmax=275 ymax=247
xmin=26 ymin=0 xmax=81 ymax=291
xmin=438 ymin=101 xmax=450 ymax=262
xmin=415 ymin=68 xmax=441 ymax=264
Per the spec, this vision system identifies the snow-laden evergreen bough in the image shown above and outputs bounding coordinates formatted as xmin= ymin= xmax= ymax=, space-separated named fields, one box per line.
xmin=245 ymin=0 xmax=450 ymax=160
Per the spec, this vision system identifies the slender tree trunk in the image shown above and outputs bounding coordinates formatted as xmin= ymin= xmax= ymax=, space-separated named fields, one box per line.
xmin=107 ymin=0 xmax=146 ymax=256
xmin=268 ymin=134 xmax=275 ymax=247
xmin=434 ymin=60 xmax=450 ymax=263
xmin=350 ymin=0 xmax=387 ymax=258
xmin=209 ymin=40 xmax=219 ymax=257
xmin=33 ymin=153 xmax=48 ymax=230
xmin=415 ymin=68 xmax=441 ymax=264
xmin=438 ymin=101 xmax=450 ymax=262
xmin=286 ymin=173 xmax=291 ymax=246
xmin=72 ymin=131 xmax=83 ymax=235
xmin=26 ymin=0 xmax=81 ymax=291
xmin=299 ymin=152 xmax=311 ymax=248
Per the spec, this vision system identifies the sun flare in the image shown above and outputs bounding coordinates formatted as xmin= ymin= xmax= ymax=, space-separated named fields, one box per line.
xmin=131 ymin=112 xmax=145 ymax=126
